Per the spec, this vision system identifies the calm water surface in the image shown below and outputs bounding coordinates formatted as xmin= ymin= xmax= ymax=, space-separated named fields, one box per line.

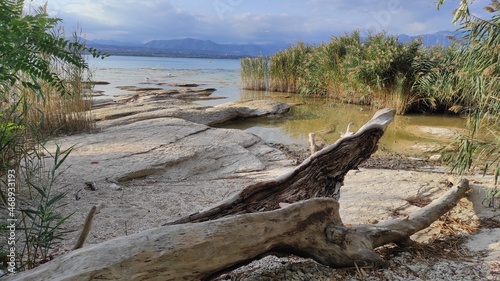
xmin=88 ymin=56 xmax=241 ymax=103
xmin=88 ymin=56 xmax=466 ymax=156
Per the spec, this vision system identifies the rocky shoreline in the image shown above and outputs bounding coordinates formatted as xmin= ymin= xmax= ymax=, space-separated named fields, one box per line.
xmin=42 ymin=87 xmax=500 ymax=280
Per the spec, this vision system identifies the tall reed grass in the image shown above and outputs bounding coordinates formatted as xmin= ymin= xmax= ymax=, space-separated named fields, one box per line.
xmin=27 ymin=30 xmax=94 ymax=137
xmin=240 ymin=31 xmax=439 ymax=114
xmin=240 ymin=57 xmax=269 ymax=90
xmin=270 ymin=42 xmax=312 ymax=93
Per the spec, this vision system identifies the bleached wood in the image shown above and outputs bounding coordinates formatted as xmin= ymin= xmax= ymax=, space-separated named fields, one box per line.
xmin=6 ymin=180 xmax=470 ymax=281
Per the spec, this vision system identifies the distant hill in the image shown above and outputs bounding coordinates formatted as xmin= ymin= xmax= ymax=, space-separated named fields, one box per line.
xmin=87 ymin=38 xmax=286 ymax=58
xmin=86 ymin=31 xmax=459 ymax=58
xmin=144 ymin=38 xmax=278 ymax=56
xmin=398 ymin=31 xmax=457 ymax=46
xmin=88 ymin=39 xmax=142 ymax=47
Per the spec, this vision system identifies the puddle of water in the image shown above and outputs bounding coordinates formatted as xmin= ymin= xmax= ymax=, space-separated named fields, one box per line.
xmin=219 ymin=90 xmax=468 ymax=157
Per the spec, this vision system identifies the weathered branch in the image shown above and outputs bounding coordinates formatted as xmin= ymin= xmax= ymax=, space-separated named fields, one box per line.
xmin=308 ymin=132 xmax=321 ymax=154
xmin=167 ymin=108 xmax=396 ymax=225
xmin=361 ymin=178 xmax=471 ymax=248
xmin=4 ymin=107 xmax=473 ymax=280
xmin=73 ymin=205 xmax=98 ymax=250
xmin=6 ymin=180 xmax=470 ymax=281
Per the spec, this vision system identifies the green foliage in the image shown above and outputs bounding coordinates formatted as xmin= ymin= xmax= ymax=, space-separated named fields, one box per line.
xmin=0 ymin=111 xmax=23 ymax=153
xmin=18 ymin=144 xmax=74 ymax=269
xmin=241 ymin=31 xmax=426 ymax=113
xmin=425 ymin=1 xmax=500 ymax=181
xmin=0 ymin=0 xmax=104 ymax=97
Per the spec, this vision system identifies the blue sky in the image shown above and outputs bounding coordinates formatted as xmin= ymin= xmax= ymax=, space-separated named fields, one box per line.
xmin=27 ymin=0 xmax=493 ymax=44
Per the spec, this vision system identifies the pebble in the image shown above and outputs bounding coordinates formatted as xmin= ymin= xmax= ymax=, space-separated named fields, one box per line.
xmin=429 ymin=154 xmax=442 ymax=162
xmin=110 ymin=183 xmax=122 ymax=191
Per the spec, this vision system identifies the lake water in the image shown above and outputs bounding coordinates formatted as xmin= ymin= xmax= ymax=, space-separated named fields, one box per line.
xmin=88 ymin=56 xmax=467 ymax=156
xmin=88 ymin=56 xmax=241 ymax=105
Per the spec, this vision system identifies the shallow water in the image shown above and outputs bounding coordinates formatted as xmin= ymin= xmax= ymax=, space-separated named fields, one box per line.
xmin=87 ymin=56 xmax=467 ymax=156
xmin=88 ymin=56 xmax=241 ymax=102
xmin=221 ymin=91 xmax=467 ymax=156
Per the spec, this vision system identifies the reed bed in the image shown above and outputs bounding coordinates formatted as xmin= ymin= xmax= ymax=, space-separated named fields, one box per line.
xmin=14 ymin=32 xmax=94 ymax=139
xmin=26 ymin=57 xmax=94 ymax=136
xmin=241 ymin=31 xmax=448 ymax=115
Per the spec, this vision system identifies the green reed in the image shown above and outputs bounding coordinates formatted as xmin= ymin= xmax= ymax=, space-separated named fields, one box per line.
xmin=241 ymin=10 xmax=499 ymax=180
xmin=240 ymin=31 xmax=431 ymax=114
xmin=240 ymin=56 xmax=269 ymax=90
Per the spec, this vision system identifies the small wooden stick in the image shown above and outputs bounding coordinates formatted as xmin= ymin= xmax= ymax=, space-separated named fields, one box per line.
xmin=308 ymin=132 xmax=318 ymax=154
xmin=73 ymin=206 xmax=98 ymax=250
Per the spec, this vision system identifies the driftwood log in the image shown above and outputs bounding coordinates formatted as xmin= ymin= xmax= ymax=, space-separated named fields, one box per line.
xmin=6 ymin=180 xmax=470 ymax=281
xmin=4 ymin=108 xmax=473 ymax=280
xmin=167 ymin=108 xmax=395 ymax=225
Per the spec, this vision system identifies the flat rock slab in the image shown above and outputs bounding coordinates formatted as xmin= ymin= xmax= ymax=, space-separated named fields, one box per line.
xmin=51 ymin=95 xmax=294 ymax=184
xmin=51 ymin=117 xmax=293 ymax=184
xmin=43 ymin=97 xmax=296 ymax=248
xmin=93 ymin=94 xmax=290 ymax=129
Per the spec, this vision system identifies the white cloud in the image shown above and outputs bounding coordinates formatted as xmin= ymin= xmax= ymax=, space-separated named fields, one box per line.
xmin=64 ymin=1 xmax=120 ymax=26
xmin=25 ymin=0 xmax=469 ymax=43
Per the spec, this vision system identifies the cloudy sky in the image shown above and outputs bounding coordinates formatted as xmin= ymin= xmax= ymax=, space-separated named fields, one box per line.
xmin=28 ymin=0 xmax=493 ymax=44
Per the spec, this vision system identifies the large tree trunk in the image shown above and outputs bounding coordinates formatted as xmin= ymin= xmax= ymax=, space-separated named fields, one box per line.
xmin=167 ymin=108 xmax=396 ymax=225
xmin=6 ymin=180 xmax=470 ymax=281
xmin=4 ymin=108 xmax=473 ymax=280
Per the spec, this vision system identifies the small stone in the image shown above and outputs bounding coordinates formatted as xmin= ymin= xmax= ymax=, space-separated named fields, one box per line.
xmin=84 ymin=181 xmax=97 ymax=191
xmin=110 ymin=183 xmax=122 ymax=191
xmin=429 ymin=154 xmax=442 ymax=162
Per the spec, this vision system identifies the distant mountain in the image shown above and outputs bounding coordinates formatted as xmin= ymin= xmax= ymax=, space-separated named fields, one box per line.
xmin=87 ymin=38 xmax=286 ymax=58
xmin=86 ymin=31 xmax=460 ymax=58
xmin=143 ymin=38 xmax=280 ymax=56
xmin=88 ymin=39 xmax=142 ymax=47
xmin=398 ymin=31 xmax=457 ymax=46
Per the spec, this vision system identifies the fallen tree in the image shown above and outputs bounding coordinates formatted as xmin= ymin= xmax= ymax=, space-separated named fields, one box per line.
xmin=4 ymin=108 xmax=473 ymax=280
xmin=167 ymin=108 xmax=396 ymax=225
